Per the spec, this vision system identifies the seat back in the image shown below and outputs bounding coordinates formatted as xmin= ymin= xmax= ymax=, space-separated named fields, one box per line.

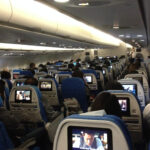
xmin=84 ymin=73 xmax=98 ymax=91
xmin=38 ymin=78 xmax=60 ymax=107
xmin=62 ymin=77 xmax=88 ymax=112
xmin=108 ymin=90 xmax=143 ymax=143
xmin=0 ymin=121 xmax=14 ymax=150
xmin=9 ymin=85 xmax=47 ymax=124
xmin=118 ymin=79 xmax=146 ymax=108
xmin=53 ymin=114 xmax=132 ymax=150
xmin=125 ymin=74 xmax=150 ymax=104
xmin=55 ymin=72 xmax=72 ymax=85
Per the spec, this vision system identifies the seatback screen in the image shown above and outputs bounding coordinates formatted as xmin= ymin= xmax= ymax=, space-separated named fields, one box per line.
xmin=39 ymin=81 xmax=52 ymax=91
xmin=15 ymin=90 xmax=31 ymax=103
xmin=68 ymin=126 xmax=112 ymax=150
xmin=118 ymin=97 xmax=130 ymax=116
xmin=84 ymin=75 xmax=92 ymax=84
xmin=122 ymin=84 xmax=137 ymax=96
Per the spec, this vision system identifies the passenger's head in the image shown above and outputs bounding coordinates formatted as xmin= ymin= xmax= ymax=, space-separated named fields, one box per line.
xmin=0 ymin=80 xmax=5 ymax=100
xmin=72 ymin=69 xmax=84 ymax=79
xmin=29 ymin=63 xmax=36 ymax=69
xmin=24 ymin=77 xmax=38 ymax=86
xmin=105 ymin=81 xmax=124 ymax=90
xmin=1 ymin=71 xmax=11 ymax=79
xmin=91 ymin=92 xmax=122 ymax=117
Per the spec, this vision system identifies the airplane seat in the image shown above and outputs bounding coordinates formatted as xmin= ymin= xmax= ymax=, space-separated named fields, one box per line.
xmin=108 ymin=90 xmax=143 ymax=143
xmin=82 ymin=69 xmax=98 ymax=94
xmin=137 ymin=69 xmax=148 ymax=81
xmin=0 ymin=121 xmax=14 ymax=150
xmin=38 ymin=78 xmax=62 ymax=121
xmin=97 ymin=70 xmax=105 ymax=89
xmin=53 ymin=114 xmax=133 ymax=150
xmin=61 ymin=77 xmax=88 ymax=112
xmin=118 ymin=79 xmax=146 ymax=109
xmin=34 ymin=72 xmax=48 ymax=80
xmin=55 ymin=72 xmax=72 ymax=85
xmin=124 ymin=74 xmax=150 ymax=104
xmin=9 ymin=85 xmax=48 ymax=134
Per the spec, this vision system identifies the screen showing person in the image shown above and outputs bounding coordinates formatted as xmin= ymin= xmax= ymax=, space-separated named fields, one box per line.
xmin=84 ymin=75 xmax=92 ymax=84
xmin=15 ymin=90 xmax=31 ymax=103
xmin=117 ymin=98 xmax=130 ymax=116
xmin=16 ymin=81 xmax=24 ymax=86
xmin=68 ymin=126 xmax=112 ymax=150
xmin=59 ymin=76 xmax=68 ymax=84
xmin=40 ymin=81 xmax=52 ymax=91
xmin=132 ymin=77 xmax=143 ymax=86
xmin=122 ymin=84 xmax=137 ymax=95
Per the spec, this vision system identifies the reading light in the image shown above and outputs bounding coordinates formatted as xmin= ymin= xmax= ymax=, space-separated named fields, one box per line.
xmin=140 ymin=40 xmax=144 ymax=42
xmin=137 ymin=35 xmax=143 ymax=37
xmin=119 ymin=35 xmax=124 ymax=37
xmin=78 ymin=3 xmax=89 ymax=6
xmin=54 ymin=0 xmax=69 ymax=3
xmin=113 ymin=26 xmax=119 ymax=29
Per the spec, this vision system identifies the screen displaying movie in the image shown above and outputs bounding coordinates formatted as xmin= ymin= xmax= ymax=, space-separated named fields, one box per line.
xmin=84 ymin=75 xmax=92 ymax=84
xmin=40 ymin=81 xmax=52 ymax=91
xmin=118 ymin=98 xmax=130 ymax=116
xmin=68 ymin=126 xmax=112 ymax=150
xmin=16 ymin=81 xmax=24 ymax=87
xmin=122 ymin=84 xmax=137 ymax=96
xmin=59 ymin=76 xmax=69 ymax=84
xmin=132 ymin=77 xmax=143 ymax=86
xmin=15 ymin=90 xmax=31 ymax=103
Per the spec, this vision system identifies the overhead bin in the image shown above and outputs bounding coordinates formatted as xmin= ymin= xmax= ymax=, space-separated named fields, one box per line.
xmin=0 ymin=0 xmax=121 ymax=47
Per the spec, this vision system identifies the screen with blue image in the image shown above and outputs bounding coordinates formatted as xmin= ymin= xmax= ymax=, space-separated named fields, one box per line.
xmin=122 ymin=84 xmax=137 ymax=95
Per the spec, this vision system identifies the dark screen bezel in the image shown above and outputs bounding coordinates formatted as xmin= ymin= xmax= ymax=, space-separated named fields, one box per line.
xmin=15 ymin=90 xmax=32 ymax=103
xmin=68 ymin=126 xmax=112 ymax=150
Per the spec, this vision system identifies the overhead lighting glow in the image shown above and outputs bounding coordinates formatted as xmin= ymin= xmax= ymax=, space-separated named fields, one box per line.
xmin=54 ymin=0 xmax=69 ymax=3
xmin=0 ymin=43 xmax=84 ymax=51
xmin=126 ymin=35 xmax=131 ymax=38
xmin=140 ymin=40 xmax=145 ymax=42
xmin=137 ymin=35 xmax=143 ymax=37
xmin=78 ymin=3 xmax=89 ymax=6
xmin=113 ymin=26 xmax=119 ymax=29
xmin=119 ymin=35 xmax=124 ymax=37
xmin=126 ymin=43 xmax=133 ymax=48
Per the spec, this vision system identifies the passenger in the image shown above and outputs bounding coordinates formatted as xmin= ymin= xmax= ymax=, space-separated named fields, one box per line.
xmin=28 ymin=62 xmax=36 ymax=75
xmin=24 ymin=77 xmax=38 ymax=86
xmin=104 ymin=80 xmax=124 ymax=90
xmin=0 ymin=80 xmax=5 ymax=101
xmin=91 ymin=92 xmax=122 ymax=118
xmin=68 ymin=60 xmax=74 ymax=69
xmin=1 ymin=71 xmax=12 ymax=90
xmin=128 ymin=64 xmax=138 ymax=74
xmin=78 ymin=130 xmax=104 ymax=150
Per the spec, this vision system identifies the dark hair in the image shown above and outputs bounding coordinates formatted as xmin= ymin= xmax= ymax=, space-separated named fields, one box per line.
xmin=24 ymin=77 xmax=38 ymax=86
xmin=72 ymin=70 xmax=84 ymax=79
xmin=0 ymin=80 xmax=5 ymax=101
xmin=29 ymin=63 xmax=35 ymax=69
xmin=1 ymin=71 xmax=11 ymax=79
xmin=91 ymin=92 xmax=122 ymax=117
xmin=105 ymin=81 xmax=124 ymax=90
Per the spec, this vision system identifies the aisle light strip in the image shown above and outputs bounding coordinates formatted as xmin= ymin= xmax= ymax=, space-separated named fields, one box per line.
xmin=7 ymin=0 xmax=123 ymax=46
xmin=0 ymin=43 xmax=84 ymax=51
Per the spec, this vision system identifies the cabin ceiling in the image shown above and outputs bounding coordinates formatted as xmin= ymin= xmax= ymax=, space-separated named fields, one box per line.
xmin=0 ymin=0 xmax=149 ymax=53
